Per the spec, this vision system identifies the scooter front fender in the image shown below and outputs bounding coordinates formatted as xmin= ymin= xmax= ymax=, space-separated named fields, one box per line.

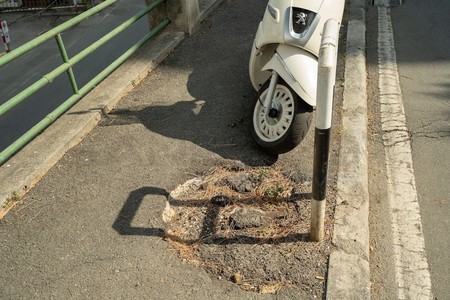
xmin=262 ymin=45 xmax=318 ymax=107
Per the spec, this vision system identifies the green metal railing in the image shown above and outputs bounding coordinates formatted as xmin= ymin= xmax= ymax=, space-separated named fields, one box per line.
xmin=0 ymin=0 xmax=169 ymax=165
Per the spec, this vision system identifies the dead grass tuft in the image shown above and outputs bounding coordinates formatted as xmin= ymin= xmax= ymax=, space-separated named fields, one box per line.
xmin=164 ymin=163 xmax=334 ymax=296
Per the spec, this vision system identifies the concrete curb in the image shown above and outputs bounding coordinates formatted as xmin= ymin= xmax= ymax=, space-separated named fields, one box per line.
xmin=326 ymin=0 xmax=370 ymax=299
xmin=199 ymin=0 xmax=223 ymax=23
xmin=0 ymin=29 xmax=185 ymax=210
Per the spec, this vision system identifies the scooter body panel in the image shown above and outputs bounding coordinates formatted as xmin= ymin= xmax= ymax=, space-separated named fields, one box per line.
xmin=249 ymin=0 xmax=345 ymax=106
xmin=249 ymin=39 xmax=274 ymax=92
xmin=253 ymin=0 xmax=344 ymax=56
xmin=254 ymin=0 xmax=322 ymax=54
xmin=262 ymin=45 xmax=318 ymax=106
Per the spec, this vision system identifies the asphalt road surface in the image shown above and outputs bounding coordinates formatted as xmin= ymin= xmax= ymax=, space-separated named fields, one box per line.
xmin=391 ymin=1 xmax=450 ymax=298
xmin=0 ymin=0 xmax=148 ymax=152
xmin=368 ymin=0 xmax=450 ymax=298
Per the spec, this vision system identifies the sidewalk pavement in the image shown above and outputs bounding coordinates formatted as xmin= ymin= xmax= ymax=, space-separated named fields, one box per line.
xmin=0 ymin=0 xmax=369 ymax=298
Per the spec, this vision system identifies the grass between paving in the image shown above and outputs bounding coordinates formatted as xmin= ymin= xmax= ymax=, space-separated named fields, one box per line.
xmin=0 ymin=192 xmax=21 ymax=219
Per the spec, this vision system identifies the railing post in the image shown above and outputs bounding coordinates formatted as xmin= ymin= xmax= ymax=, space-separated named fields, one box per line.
xmin=145 ymin=0 xmax=200 ymax=35
xmin=55 ymin=34 xmax=79 ymax=94
xmin=310 ymin=19 xmax=339 ymax=242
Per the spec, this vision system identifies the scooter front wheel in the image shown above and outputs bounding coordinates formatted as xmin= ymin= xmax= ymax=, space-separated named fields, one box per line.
xmin=252 ymin=80 xmax=313 ymax=155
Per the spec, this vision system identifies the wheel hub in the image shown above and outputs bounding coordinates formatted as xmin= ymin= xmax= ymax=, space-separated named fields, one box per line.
xmin=268 ymin=108 xmax=279 ymax=118
xmin=265 ymin=100 xmax=283 ymax=126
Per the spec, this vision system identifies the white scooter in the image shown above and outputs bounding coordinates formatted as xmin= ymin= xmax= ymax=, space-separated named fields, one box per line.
xmin=249 ymin=0 xmax=345 ymax=154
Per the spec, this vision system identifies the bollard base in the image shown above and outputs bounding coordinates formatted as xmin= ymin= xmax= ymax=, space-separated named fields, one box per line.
xmin=310 ymin=199 xmax=326 ymax=242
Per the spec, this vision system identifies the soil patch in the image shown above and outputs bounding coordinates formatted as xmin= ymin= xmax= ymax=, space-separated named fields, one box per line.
xmin=162 ymin=163 xmax=335 ymax=297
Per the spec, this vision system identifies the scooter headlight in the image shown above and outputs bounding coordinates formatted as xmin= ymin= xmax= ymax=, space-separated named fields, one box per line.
xmin=292 ymin=8 xmax=316 ymax=35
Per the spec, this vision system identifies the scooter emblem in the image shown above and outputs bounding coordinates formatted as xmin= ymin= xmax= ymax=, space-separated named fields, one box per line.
xmin=295 ymin=12 xmax=307 ymax=26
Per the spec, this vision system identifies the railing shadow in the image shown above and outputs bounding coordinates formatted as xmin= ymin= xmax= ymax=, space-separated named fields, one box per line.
xmin=113 ymin=186 xmax=312 ymax=245
xmin=112 ymin=186 xmax=167 ymax=237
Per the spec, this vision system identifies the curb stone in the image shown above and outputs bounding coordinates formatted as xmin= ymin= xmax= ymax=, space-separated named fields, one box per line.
xmin=326 ymin=0 xmax=370 ymax=298
xmin=199 ymin=0 xmax=223 ymax=23
xmin=327 ymin=251 xmax=371 ymax=299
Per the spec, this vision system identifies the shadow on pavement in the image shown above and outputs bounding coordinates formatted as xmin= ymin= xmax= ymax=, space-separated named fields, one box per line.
xmin=97 ymin=0 xmax=279 ymax=166
xmin=113 ymin=186 xmax=311 ymax=245
xmin=98 ymin=97 xmax=278 ymax=167
xmin=112 ymin=186 xmax=166 ymax=237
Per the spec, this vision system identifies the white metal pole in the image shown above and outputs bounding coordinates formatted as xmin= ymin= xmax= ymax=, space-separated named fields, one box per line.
xmin=1 ymin=20 xmax=11 ymax=53
xmin=310 ymin=19 xmax=339 ymax=242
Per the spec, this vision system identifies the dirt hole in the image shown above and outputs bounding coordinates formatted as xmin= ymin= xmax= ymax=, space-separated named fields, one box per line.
xmin=163 ymin=162 xmax=334 ymax=297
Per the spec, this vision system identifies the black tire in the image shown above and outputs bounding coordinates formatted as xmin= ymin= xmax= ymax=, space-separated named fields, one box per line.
xmin=251 ymin=79 xmax=313 ymax=155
